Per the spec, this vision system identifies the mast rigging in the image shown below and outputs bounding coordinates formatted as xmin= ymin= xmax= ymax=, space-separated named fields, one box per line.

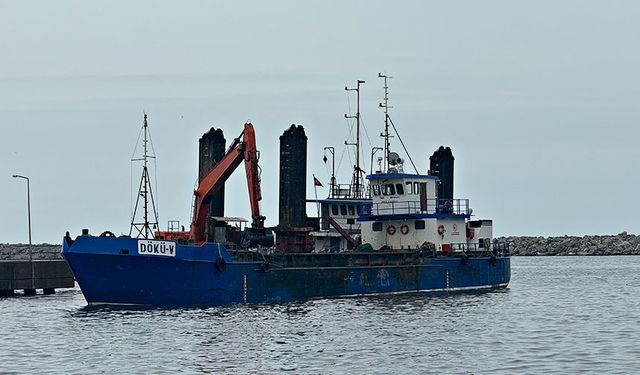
xmin=130 ymin=113 xmax=159 ymax=238
xmin=344 ymin=79 xmax=365 ymax=198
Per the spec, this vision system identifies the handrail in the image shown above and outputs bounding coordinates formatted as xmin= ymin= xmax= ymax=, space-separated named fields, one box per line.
xmin=328 ymin=183 xmax=370 ymax=199
xmin=363 ymin=198 xmax=470 ymax=216
xmin=447 ymin=241 xmax=510 ymax=257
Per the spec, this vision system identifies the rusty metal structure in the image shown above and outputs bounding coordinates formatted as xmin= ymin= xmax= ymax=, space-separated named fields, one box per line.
xmin=199 ymin=128 xmax=226 ymax=240
xmin=274 ymin=124 xmax=313 ymax=252
xmin=278 ymin=124 xmax=307 ymax=227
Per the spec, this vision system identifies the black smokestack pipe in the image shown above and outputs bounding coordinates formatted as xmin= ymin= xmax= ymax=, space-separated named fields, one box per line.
xmin=279 ymin=124 xmax=307 ymax=227
xmin=199 ymin=128 xmax=226 ymax=217
xmin=429 ymin=146 xmax=454 ymax=200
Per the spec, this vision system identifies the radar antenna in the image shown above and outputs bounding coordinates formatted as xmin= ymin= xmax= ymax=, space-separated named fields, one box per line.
xmin=130 ymin=113 xmax=159 ymax=238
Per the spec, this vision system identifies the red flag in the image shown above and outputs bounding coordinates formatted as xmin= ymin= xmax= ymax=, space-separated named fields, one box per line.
xmin=313 ymin=175 xmax=323 ymax=187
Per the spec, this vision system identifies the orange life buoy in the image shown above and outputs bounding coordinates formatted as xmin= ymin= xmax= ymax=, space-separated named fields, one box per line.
xmin=400 ymin=224 xmax=409 ymax=235
xmin=387 ymin=225 xmax=396 ymax=235
xmin=437 ymin=224 xmax=445 ymax=235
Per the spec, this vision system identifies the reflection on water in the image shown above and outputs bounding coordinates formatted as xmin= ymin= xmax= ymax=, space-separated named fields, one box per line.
xmin=1 ymin=256 xmax=639 ymax=374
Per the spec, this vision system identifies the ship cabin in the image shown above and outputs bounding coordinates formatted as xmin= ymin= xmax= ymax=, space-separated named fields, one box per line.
xmin=359 ymin=173 xmax=488 ymax=253
xmin=311 ymin=198 xmax=371 ymax=252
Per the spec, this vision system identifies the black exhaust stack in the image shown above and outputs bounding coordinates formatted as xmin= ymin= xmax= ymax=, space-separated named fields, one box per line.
xmin=429 ymin=146 xmax=454 ymax=201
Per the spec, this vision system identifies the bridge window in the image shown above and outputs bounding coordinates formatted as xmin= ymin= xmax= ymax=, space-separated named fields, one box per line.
xmin=383 ymin=184 xmax=395 ymax=195
xmin=331 ymin=205 xmax=339 ymax=216
xmin=340 ymin=205 xmax=347 ymax=216
xmin=372 ymin=222 xmax=383 ymax=231
xmin=395 ymin=183 xmax=404 ymax=195
xmin=469 ymin=220 xmax=482 ymax=228
xmin=372 ymin=184 xmax=380 ymax=196
xmin=415 ymin=220 xmax=426 ymax=230
xmin=348 ymin=205 xmax=355 ymax=216
xmin=414 ymin=182 xmax=420 ymax=194
xmin=406 ymin=182 xmax=413 ymax=195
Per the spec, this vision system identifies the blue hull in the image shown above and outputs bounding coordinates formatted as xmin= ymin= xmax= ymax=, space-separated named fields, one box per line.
xmin=62 ymin=236 xmax=510 ymax=306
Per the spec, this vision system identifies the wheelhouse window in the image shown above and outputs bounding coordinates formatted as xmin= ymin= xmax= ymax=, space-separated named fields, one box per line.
xmin=331 ymin=205 xmax=339 ymax=216
xmin=340 ymin=205 xmax=347 ymax=216
xmin=414 ymin=182 xmax=420 ymax=194
xmin=406 ymin=182 xmax=413 ymax=195
xmin=383 ymin=184 xmax=395 ymax=195
xmin=469 ymin=220 xmax=482 ymax=228
xmin=395 ymin=183 xmax=404 ymax=195
xmin=372 ymin=184 xmax=380 ymax=196
xmin=372 ymin=222 xmax=383 ymax=231
xmin=348 ymin=205 xmax=355 ymax=216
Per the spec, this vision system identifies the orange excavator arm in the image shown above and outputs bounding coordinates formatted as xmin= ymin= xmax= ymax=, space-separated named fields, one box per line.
xmin=191 ymin=122 xmax=265 ymax=243
xmin=242 ymin=124 xmax=265 ymax=229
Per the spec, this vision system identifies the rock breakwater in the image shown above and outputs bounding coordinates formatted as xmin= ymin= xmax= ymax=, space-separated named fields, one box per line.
xmin=0 ymin=244 xmax=62 ymax=260
xmin=498 ymin=232 xmax=640 ymax=256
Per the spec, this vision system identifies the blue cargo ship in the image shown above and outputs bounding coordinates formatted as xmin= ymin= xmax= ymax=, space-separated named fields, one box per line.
xmin=62 ymin=235 xmax=509 ymax=306
xmin=62 ymin=76 xmax=510 ymax=306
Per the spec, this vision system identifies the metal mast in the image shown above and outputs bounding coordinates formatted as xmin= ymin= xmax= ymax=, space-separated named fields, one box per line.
xmin=130 ymin=113 xmax=159 ymax=238
xmin=345 ymin=79 xmax=365 ymax=197
xmin=378 ymin=73 xmax=392 ymax=172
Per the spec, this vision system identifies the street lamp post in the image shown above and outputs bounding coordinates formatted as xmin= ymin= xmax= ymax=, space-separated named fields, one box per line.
xmin=13 ymin=174 xmax=34 ymax=292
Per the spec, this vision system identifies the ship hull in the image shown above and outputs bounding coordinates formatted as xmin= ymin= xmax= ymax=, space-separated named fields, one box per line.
xmin=62 ymin=236 xmax=510 ymax=306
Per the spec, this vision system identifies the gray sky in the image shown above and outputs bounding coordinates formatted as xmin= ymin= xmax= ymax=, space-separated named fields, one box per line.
xmin=2 ymin=1 xmax=639 ymax=243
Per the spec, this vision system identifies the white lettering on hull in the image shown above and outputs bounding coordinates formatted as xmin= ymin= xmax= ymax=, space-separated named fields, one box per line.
xmin=137 ymin=240 xmax=176 ymax=257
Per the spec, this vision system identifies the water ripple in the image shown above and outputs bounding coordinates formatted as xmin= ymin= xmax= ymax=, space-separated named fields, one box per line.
xmin=1 ymin=256 xmax=640 ymax=373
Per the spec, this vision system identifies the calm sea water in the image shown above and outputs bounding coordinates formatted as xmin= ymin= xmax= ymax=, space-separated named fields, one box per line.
xmin=1 ymin=256 xmax=639 ymax=374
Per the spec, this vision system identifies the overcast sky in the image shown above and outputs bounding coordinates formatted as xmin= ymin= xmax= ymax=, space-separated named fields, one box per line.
xmin=2 ymin=1 xmax=639 ymax=243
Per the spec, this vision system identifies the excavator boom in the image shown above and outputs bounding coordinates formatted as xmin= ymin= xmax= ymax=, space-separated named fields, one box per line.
xmin=155 ymin=122 xmax=269 ymax=245
xmin=191 ymin=137 xmax=244 ymax=242
xmin=190 ymin=122 xmax=266 ymax=243
xmin=242 ymin=124 xmax=265 ymax=229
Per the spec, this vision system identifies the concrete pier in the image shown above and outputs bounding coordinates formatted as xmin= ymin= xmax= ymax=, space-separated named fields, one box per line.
xmin=0 ymin=260 xmax=74 ymax=295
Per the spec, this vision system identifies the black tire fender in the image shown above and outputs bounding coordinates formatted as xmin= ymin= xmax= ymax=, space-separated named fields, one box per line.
xmin=216 ymin=257 xmax=227 ymax=272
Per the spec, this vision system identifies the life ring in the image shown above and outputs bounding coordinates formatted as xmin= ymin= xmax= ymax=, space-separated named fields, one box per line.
xmin=100 ymin=230 xmax=115 ymax=237
xmin=400 ymin=224 xmax=409 ymax=235
xmin=437 ymin=224 xmax=445 ymax=235
xmin=387 ymin=225 xmax=396 ymax=235
xmin=467 ymin=228 xmax=475 ymax=239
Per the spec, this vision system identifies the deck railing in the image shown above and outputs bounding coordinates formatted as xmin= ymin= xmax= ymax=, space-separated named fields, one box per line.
xmin=362 ymin=198 xmax=470 ymax=216
xmin=328 ymin=183 xmax=369 ymax=199
xmin=448 ymin=241 xmax=510 ymax=257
